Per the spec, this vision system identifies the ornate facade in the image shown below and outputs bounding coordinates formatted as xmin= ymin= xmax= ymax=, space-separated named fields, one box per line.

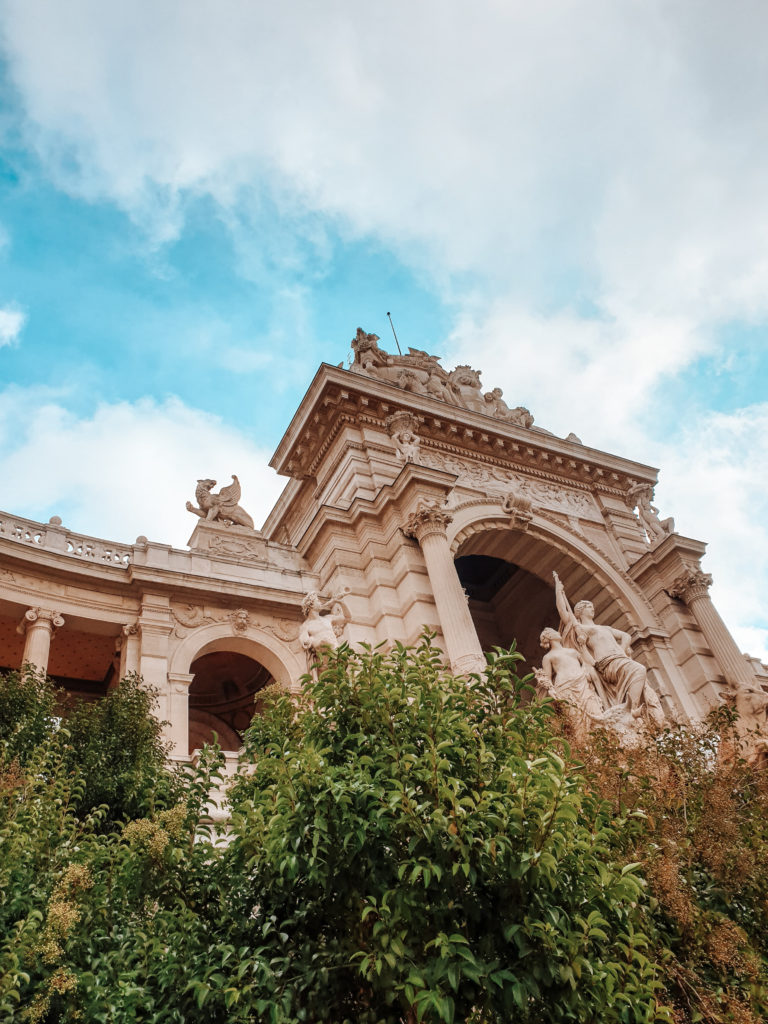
xmin=1 ymin=333 xmax=765 ymax=758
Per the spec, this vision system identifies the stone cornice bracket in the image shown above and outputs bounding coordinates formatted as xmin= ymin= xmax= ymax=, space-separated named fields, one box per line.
xmin=668 ymin=569 xmax=713 ymax=604
xmin=17 ymin=607 xmax=65 ymax=636
xmin=122 ymin=622 xmax=141 ymax=637
xmin=402 ymin=502 xmax=454 ymax=543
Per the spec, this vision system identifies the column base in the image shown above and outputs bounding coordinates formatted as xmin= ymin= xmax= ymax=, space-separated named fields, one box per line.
xmin=451 ymin=652 xmax=487 ymax=677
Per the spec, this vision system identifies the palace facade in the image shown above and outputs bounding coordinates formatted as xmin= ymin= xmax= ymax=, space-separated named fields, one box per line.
xmin=2 ymin=331 xmax=765 ymax=758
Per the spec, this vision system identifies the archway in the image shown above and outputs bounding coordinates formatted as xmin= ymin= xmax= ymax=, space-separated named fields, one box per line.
xmin=188 ymin=649 xmax=273 ymax=753
xmin=452 ymin=518 xmax=651 ymax=672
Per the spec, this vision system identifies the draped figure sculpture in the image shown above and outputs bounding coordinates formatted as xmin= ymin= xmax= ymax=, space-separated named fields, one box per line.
xmin=534 ymin=627 xmax=605 ymax=741
xmin=552 ymin=571 xmax=665 ymax=729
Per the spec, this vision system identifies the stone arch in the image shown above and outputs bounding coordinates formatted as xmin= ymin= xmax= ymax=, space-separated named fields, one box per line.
xmin=169 ymin=622 xmax=303 ymax=685
xmin=446 ymin=504 xmax=662 ymax=671
xmin=169 ymin=622 xmax=305 ymax=754
xmin=449 ymin=504 xmax=657 ymax=628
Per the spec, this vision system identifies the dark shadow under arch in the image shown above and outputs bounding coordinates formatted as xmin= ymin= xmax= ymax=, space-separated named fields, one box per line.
xmin=188 ymin=650 xmax=273 ymax=753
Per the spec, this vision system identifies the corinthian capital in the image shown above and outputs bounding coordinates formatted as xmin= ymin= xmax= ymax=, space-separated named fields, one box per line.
xmin=668 ymin=569 xmax=713 ymax=604
xmin=16 ymin=607 xmax=65 ymax=636
xmin=402 ymin=501 xmax=453 ymax=542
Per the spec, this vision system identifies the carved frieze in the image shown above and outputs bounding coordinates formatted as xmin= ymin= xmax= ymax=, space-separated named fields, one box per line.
xmin=418 ymin=449 xmax=601 ymax=522
xmin=207 ymin=533 xmax=268 ymax=562
xmin=170 ymin=602 xmax=301 ymax=643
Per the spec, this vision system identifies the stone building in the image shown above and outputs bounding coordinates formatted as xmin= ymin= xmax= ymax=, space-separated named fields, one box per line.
xmin=1 ymin=330 xmax=765 ymax=759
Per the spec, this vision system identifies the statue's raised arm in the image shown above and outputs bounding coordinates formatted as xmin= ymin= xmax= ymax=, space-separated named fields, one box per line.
xmin=552 ymin=571 xmax=577 ymax=631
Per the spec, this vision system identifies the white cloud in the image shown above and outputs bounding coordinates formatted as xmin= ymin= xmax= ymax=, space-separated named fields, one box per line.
xmin=0 ymin=388 xmax=286 ymax=545
xmin=3 ymin=1 xmax=768 ymax=321
xmin=443 ymin=302 xmax=707 ymax=452
xmin=0 ymin=306 xmax=26 ymax=347
xmin=653 ymin=403 xmax=768 ymax=662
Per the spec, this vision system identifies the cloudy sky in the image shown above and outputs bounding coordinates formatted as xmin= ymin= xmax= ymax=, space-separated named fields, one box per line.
xmin=1 ymin=1 xmax=766 ymax=659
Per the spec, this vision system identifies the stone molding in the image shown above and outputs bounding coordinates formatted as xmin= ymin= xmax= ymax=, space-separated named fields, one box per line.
xmin=668 ymin=569 xmax=713 ymax=604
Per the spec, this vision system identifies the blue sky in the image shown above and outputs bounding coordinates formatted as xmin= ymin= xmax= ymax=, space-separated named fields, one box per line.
xmin=1 ymin=0 xmax=767 ymax=660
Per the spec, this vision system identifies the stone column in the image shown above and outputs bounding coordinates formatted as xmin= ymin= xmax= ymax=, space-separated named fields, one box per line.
xmin=167 ymin=672 xmax=195 ymax=757
xmin=403 ymin=502 xmax=485 ymax=675
xmin=16 ymin=608 xmax=65 ymax=675
xmin=668 ymin=570 xmax=755 ymax=687
xmin=118 ymin=623 xmax=141 ymax=679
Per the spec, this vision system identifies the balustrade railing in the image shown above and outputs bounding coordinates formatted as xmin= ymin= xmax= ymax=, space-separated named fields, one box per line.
xmin=0 ymin=512 xmax=132 ymax=567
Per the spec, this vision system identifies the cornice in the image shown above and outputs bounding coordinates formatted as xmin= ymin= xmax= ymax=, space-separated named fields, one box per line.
xmin=269 ymin=364 xmax=660 ymax=494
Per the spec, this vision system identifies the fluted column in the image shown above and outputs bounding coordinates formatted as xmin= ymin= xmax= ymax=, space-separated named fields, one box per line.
xmin=16 ymin=608 xmax=65 ymax=675
xmin=669 ymin=570 xmax=755 ymax=686
xmin=403 ymin=502 xmax=485 ymax=675
xmin=118 ymin=623 xmax=141 ymax=679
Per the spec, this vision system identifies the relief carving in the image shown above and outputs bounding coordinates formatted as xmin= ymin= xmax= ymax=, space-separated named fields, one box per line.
xmin=207 ymin=533 xmax=268 ymax=562
xmin=386 ymin=411 xmax=421 ymax=463
xmin=418 ymin=449 xmax=600 ymax=522
xmin=501 ymin=489 xmax=535 ymax=530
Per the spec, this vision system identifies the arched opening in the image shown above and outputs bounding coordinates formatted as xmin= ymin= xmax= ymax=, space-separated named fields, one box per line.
xmin=188 ymin=650 xmax=273 ymax=754
xmin=453 ymin=525 xmax=637 ymax=671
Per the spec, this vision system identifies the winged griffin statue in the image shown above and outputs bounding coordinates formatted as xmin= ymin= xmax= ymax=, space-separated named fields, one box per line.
xmin=185 ymin=475 xmax=255 ymax=529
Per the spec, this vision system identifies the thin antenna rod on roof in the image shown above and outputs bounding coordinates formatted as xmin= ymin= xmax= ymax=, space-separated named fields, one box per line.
xmin=386 ymin=312 xmax=402 ymax=355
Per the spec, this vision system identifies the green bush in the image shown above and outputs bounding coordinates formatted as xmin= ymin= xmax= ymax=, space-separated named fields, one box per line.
xmin=2 ymin=641 xmax=767 ymax=1023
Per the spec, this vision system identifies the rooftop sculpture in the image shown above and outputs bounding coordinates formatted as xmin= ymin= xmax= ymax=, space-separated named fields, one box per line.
xmin=185 ymin=476 xmax=255 ymax=530
xmin=349 ymin=327 xmax=534 ymax=428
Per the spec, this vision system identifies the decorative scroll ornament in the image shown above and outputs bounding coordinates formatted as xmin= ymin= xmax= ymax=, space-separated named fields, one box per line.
xmin=668 ymin=569 xmax=713 ymax=604
xmin=186 ymin=475 xmax=255 ymax=530
xmin=402 ymin=501 xmax=454 ymax=542
xmin=17 ymin=607 xmax=65 ymax=636
xmin=501 ymin=489 xmax=535 ymax=530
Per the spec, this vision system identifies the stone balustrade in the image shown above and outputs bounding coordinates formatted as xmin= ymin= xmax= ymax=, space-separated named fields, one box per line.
xmin=0 ymin=511 xmax=133 ymax=567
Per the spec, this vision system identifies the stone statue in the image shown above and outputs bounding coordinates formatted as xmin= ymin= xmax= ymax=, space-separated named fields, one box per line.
xmin=627 ymin=483 xmax=675 ymax=545
xmin=346 ymin=328 xmax=543 ymax=429
xmin=534 ymin=627 xmax=605 ymax=741
xmin=186 ymin=476 xmax=255 ymax=530
xmin=552 ymin=571 xmax=665 ymax=728
xmin=298 ymin=590 xmax=349 ymax=656
xmin=387 ymin=411 xmax=421 ymax=463
xmin=351 ymin=328 xmax=385 ymax=372
xmin=447 ymin=364 xmax=486 ymax=413
xmin=483 ymin=388 xmax=534 ymax=428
